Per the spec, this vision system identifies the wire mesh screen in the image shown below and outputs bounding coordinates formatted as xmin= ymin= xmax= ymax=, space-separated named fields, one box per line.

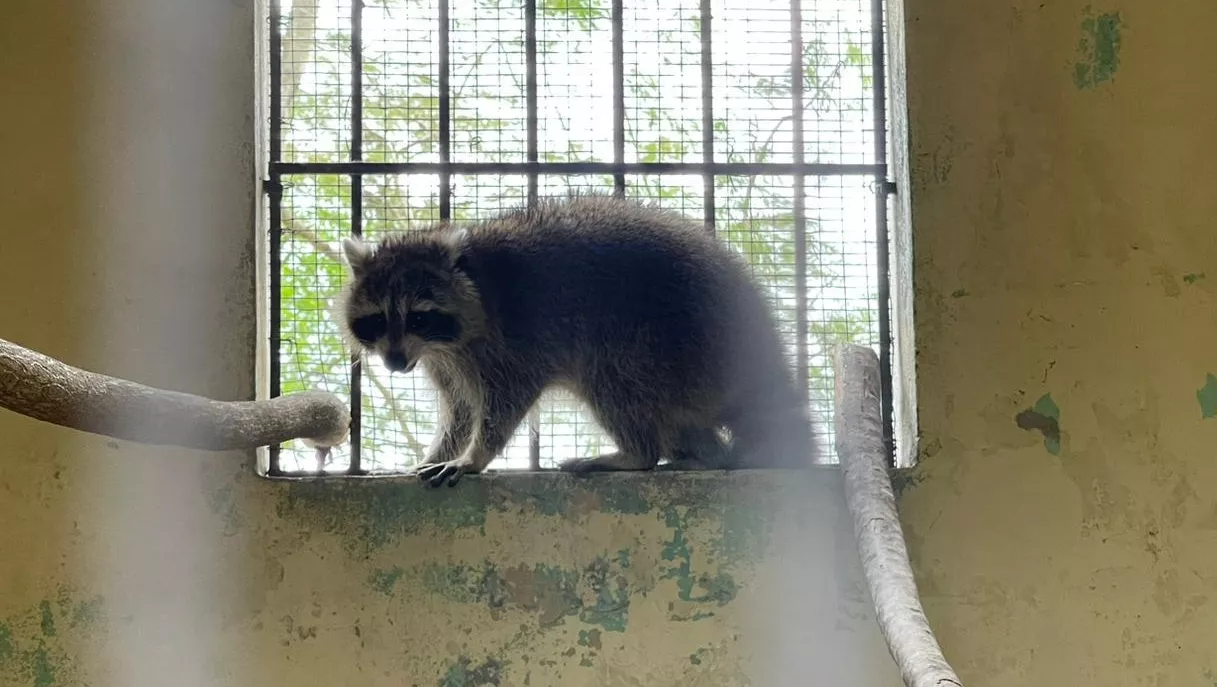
xmin=267 ymin=0 xmax=892 ymax=475
xmin=280 ymin=0 xmax=354 ymax=163
xmin=362 ymin=0 xmax=440 ymax=164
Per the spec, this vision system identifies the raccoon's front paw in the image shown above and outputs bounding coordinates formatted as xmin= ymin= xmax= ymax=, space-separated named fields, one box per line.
xmin=414 ymin=456 xmax=475 ymax=488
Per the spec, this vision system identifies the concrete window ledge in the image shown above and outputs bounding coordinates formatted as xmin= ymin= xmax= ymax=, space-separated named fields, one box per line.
xmin=258 ymin=467 xmax=906 ymax=686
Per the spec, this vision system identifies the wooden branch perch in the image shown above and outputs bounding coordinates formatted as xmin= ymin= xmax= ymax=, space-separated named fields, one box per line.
xmin=834 ymin=343 xmax=962 ymax=687
xmin=0 ymin=337 xmax=350 ymax=452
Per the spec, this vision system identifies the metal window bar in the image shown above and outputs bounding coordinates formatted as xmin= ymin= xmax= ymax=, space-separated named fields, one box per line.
xmin=790 ymin=0 xmax=808 ymax=406
xmin=266 ymin=0 xmax=283 ymax=476
xmin=525 ymin=0 xmax=542 ymax=470
xmin=265 ymin=0 xmax=898 ymax=476
xmin=348 ymin=0 xmax=364 ymax=475
xmin=699 ymin=0 xmax=715 ymax=235
xmin=438 ymin=0 xmax=451 ymax=223
xmin=871 ymin=0 xmax=895 ymax=461
xmin=611 ymin=0 xmax=626 ymax=196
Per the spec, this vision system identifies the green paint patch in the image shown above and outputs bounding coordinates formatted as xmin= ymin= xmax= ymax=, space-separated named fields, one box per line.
xmin=1198 ymin=374 xmax=1217 ymax=419
xmin=950 ymin=289 xmax=969 ymax=298
xmin=277 ymin=473 xmax=668 ymax=559
xmin=660 ymin=507 xmax=740 ymax=620
xmin=30 ymin=646 xmax=55 ymax=687
xmin=493 ymin=478 xmax=573 ymax=517
xmin=662 ymin=510 xmax=693 ymax=567
xmin=491 ymin=472 xmax=651 ymax=517
xmin=577 ymin=629 xmax=602 ymax=650
xmin=507 ymin=564 xmax=580 ymax=627
xmin=1015 ymin=393 xmax=1062 ymax=455
xmin=420 ymin=554 xmax=634 ymax=632
xmin=588 ymin=480 xmax=651 ymax=515
xmin=1073 ymin=7 xmax=1123 ymax=89
xmin=577 ymin=555 xmax=630 ymax=632
xmin=447 ymin=474 xmax=776 ymax=626
xmin=283 ymin=471 xmax=790 ymax=561
xmin=68 ymin=598 xmax=104 ymax=630
xmin=695 ymin=573 xmax=739 ymax=605
xmin=716 ymin=499 xmax=773 ymax=565
xmin=653 ymin=472 xmax=780 ymax=565
xmin=1184 ymin=272 xmax=1206 ymax=285
xmin=420 ymin=561 xmax=508 ymax=608
xmin=38 ymin=602 xmax=54 ymax=639
xmin=615 ymin=549 xmax=631 ymax=570
xmin=0 ymin=623 xmax=12 ymax=664
xmin=50 ymin=587 xmax=106 ymax=633
xmin=439 ymin=656 xmax=504 ymax=687
xmin=277 ymin=479 xmax=490 ymax=556
xmin=689 ymin=647 xmax=713 ymax=665
xmin=0 ymin=587 xmax=105 ymax=686
xmin=421 ymin=560 xmax=579 ymax=626
xmin=206 ymin=482 xmax=244 ymax=537
xmin=368 ymin=566 xmax=405 ymax=596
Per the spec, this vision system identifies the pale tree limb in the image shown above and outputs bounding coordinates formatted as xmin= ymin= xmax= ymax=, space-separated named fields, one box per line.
xmin=834 ymin=343 xmax=963 ymax=687
xmin=0 ymin=337 xmax=350 ymax=454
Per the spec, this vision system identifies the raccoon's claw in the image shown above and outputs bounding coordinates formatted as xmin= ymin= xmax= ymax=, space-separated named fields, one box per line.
xmin=415 ymin=457 xmax=473 ymax=488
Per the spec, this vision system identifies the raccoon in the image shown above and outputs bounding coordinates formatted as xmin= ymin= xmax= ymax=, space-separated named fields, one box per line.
xmin=334 ymin=193 xmax=817 ymax=487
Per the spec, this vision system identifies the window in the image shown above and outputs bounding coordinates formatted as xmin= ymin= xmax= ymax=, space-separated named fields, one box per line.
xmin=256 ymin=0 xmax=915 ymax=476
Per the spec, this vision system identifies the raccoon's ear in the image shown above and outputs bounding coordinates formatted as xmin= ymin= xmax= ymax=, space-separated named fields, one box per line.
xmin=342 ymin=236 xmax=373 ymax=275
xmin=444 ymin=227 xmax=471 ymax=273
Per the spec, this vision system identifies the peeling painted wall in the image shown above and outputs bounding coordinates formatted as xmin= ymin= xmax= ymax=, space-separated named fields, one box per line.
xmin=901 ymin=0 xmax=1217 ymax=683
xmin=0 ymin=2 xmax=901 ymax=685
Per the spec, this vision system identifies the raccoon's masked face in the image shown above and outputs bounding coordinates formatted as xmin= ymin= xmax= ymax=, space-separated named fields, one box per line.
xmin=336 ymin=232 xmax=476 ymax=374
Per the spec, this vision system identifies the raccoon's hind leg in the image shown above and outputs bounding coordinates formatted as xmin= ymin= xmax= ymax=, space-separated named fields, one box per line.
xmin=558 ymin=394 xmax=666 ymax=473
xmin=559 ymin=450 xmax=658 ymax=473
xmin=657 ymin=426 xmax=732 ymax=471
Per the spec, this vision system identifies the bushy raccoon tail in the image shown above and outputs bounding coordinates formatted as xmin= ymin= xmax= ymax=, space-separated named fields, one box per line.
xmin=662 ymin=379 xmax=817 ymax=472
xmin=726 ymin=396 xmax=820 ymax=469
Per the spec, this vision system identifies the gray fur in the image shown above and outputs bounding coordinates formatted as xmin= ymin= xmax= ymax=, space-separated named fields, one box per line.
xmin=332 ymin=193 xmax=819 ymax=487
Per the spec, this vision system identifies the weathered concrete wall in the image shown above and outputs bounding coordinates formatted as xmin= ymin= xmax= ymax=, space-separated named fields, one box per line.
xmin=900 ymin=0 xmax=1217 ymax=684
xmin=0 ymin=1 xmax=900 ymax=685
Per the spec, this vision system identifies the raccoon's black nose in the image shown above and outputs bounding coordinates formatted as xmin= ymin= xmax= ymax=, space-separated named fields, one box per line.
xmin=384 ymin=351 xmax=410 ymax=373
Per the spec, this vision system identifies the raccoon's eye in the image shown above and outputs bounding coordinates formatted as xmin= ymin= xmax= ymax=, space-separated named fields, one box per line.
xmin=416 ymin=286 xmax=435 ymax=302
xmin=349 ymin=313 xmax=388 ymax=344
xmin=405 ymin=310 xmax=460 ymax=342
